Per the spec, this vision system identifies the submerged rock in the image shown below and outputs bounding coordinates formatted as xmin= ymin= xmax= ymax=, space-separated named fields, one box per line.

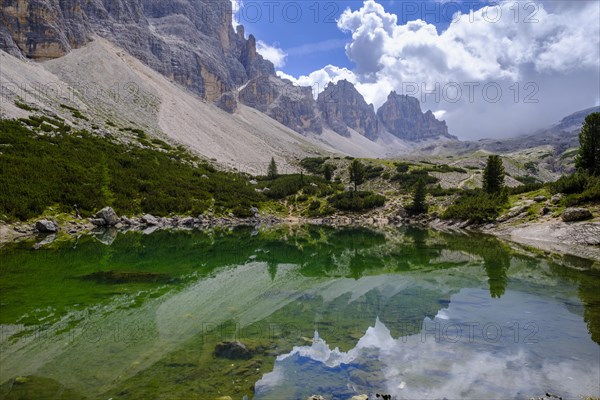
xmin=214 ymin=341 xmax=253 ymax=360
xmin=561 ymin=208 xmax=593 ymax=222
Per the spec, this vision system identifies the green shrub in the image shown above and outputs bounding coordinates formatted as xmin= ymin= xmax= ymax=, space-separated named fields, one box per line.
xmin=308 ymin=200 xmax=320 ymax=211
xmin=257 ymin=174 xmax=331 ymax=199
xmin=390 ymin=169 xmax=439 ymax=189
xmin=395 ymin=162 xmax=410 ymax=173
xmin=422 ymin=164 xmax=468 ymax=174
xmin=550 ymin=173 xmax=589 ymax=195
xmin=14 ymin=101 xmax=37 ymax=111
xmin=328 ymin=191 xmax=386 ymax=211
xmin=564 ymin=175 xmax=600 ymax=206
xmin=232 ymin=206 xmax=254 ymax=218
xmin=442 ymin=190 xmax=508 ymax=223
xmin=508 ymin=182 xmax=545 ymax=195
xmin=514 ymin=175 xmax=541 ymax=185
xmin=299 ymin=157 xmax=328 ymax=174
xmin=429 ymin=185 xmax=460 ymax=197
xmin=364 ymin=165 xmax=384 ymax=180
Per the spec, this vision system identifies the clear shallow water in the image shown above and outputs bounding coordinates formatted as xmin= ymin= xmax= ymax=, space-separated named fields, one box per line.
xmin=0 ymin=226 xmax=598 ymax=399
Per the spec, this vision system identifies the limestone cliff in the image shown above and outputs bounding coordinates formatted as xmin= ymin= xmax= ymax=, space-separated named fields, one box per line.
xmin=239 ymin=76 xmax=323 ymax=135
xmin=316 ymin=80 xmax=379 ymax=139
xmin=377 ymin=92 xmax=455 ymax=141
xmin=0 ymin=0 xmax=274 ymax=99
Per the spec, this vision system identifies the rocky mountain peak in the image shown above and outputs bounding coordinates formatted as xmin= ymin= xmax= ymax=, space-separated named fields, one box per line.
xmin=377 ymin=92 xmax=455 ymax=141
xmin=317 ymin=79 xmax=379 ymax=139
xmin=239 ymin=76 xmax=323 ymax=135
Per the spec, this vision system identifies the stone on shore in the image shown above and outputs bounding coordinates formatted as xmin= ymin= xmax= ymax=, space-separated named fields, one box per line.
xmin=561 ymin=208 xmax=593 ymax=222
xmin=95 ymin=207 xmax=119 ymax=226
xmin=35 ymin=220 xmax=58 ymax=233
xmin=141 ymin=214 xmax=160 ymax=226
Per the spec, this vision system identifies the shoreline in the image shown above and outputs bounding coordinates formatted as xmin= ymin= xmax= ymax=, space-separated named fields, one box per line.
xmin=2 ymin=211 xmax=599 ymax=264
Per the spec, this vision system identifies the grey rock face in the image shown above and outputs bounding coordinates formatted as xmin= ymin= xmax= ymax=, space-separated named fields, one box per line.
xmin=0 ymin=0 xmax=274 ymax=100
xmin=215 ymin=92 xmax=238 ymax=113
xmin=317 ymin=80 xmax=378 ymax=139
xmin=0 ymin=0 xmax=90 ymax=60
xmin=95 ymin=207 xmax=119 ymax=226
xmin=239 ymin=76 xmax=323 ymax=135
xmin=35 ymin=219 xmax=58 ymax=233
xmin=377 ymin=92 xmax=454 ymax=141
xmin=561 ymin=208 xmax=593 ymax=222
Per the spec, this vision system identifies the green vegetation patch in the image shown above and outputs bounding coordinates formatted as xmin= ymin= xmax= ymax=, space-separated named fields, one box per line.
xmin=328 ymin=191 xmax=386 ymax=211
xmin=0 ymin=119 xmax=262 ymax=221
xmin=442 ymin=190 xmax=508 ymax=223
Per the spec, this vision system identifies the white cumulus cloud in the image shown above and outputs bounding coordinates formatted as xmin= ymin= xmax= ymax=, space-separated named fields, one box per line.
xmin=256 ymin=41 xmax=288 ymax=68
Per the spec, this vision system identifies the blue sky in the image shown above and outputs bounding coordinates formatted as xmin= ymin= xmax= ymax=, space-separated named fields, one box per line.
xmin=237 ymin=1 xmax=488 ymax=76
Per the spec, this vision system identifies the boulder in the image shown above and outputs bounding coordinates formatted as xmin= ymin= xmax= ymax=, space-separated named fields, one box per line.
xmin=214 ymin=341 xmax=253 ymax=360
xmin=306 ymin=396 xmax=325 ymax=400
xmin=141 ymin=214 xmax=160 ymax=226
xmin=550 ymin=194 xmax=564 ymax=204
xmin=540 ymin=206 xmax=551 ymax=216
xmin=95 ymin=207 xmax=119 ymax=226
xmin=497 ymin=205 xmax=529 ymax=222
xmin=533 ymin=196 xmax=547 ymax=202
xmin=35 ymin=220 xmax=58 ymax=233
xmin=561 ymin=208 xmax=593 ymax=222
xmin=90 ymin=218 xmax=106 ymax=226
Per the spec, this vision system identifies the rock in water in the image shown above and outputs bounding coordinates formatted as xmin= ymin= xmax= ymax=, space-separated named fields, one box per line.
xmin=95 ymin=207 xmax=119 ymax=226
xmin=214 ymin=341 xmax=253 ymax=360
xmin=35 ymin=220 xmax=58 ymax=233
xmin=561 ymin=208 xmax=593 ymax=222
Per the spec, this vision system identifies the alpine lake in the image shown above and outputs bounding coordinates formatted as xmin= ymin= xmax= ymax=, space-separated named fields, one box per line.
xmin=0 ymin=225 xmax=599 ymax=400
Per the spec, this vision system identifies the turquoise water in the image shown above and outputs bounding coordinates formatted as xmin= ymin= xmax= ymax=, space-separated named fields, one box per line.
xmin=0 ymin=226 xmax=598 ymax=399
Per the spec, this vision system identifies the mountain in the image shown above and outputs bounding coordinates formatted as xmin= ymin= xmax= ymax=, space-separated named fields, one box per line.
xmin=432 ymin=105 xmax=599 ymax=156
xmin=377 ymin=92 xmax=455 ymax=141
xmin=553 ymin=106 xmax=600 ymax=133
xmin=316 ymin=80 xmax=379 ymax=139
xmin=238 ymin=75 xmax=323 ymax=135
